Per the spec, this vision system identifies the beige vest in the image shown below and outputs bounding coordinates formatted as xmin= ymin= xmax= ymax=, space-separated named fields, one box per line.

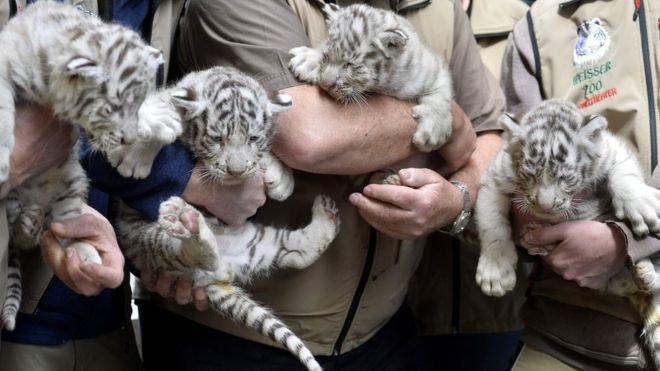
xmin=470 ymin=0 xmax=529 ymax=81
xmin=528 ymin=0 xmax=660 ymax=324
xmin=531 ymin=0 xmax=660 ymax=175
xmin=153 ymin=0 xmax=457 ymax=356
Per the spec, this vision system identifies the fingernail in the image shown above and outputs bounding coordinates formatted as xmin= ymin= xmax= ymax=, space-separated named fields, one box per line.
xmin=66 ymin=248 xmax=75 ymax=259
xmin=349 ymin=193 xmax=360 ymax=205
xmin=522 ymin=231 xmax=535 ymax=244
xmin=400 ymin=169 xmax=411 ymax=181
xmin=51 ymin=222 xmax=64 ymax=231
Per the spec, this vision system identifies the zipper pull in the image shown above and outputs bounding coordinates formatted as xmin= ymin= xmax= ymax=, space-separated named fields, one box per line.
xmin=633 ymin=0 xmax=641 ymax=21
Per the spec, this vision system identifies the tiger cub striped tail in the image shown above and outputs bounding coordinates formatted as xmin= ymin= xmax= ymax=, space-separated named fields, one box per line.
xmin=1 ymin=250 xmax=21 ymax=331
xmin=205 ymin=283 xmax=322 ymax=371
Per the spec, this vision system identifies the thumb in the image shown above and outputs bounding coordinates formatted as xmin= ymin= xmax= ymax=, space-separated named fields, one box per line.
xmin=398 ymin=168 xmax=442 ymax=189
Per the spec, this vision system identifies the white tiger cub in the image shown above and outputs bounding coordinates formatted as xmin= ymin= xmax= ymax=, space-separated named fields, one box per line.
xmin=116 ymin=67 xmax=340 ymax=371
xmin=475 ymin=99 xmax=660 ymax=368
xmin=0 ymin=2 xmax=163 ymax=330
xmin=288 ymin=0 xmax=453 ymax=153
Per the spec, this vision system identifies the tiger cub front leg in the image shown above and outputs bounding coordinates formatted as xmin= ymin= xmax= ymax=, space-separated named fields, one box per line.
xmin=412 ymin=91 xmax=453 ymax=153
xmin=158 ymin=196 xmax=219 ymax=271
xmin=288 ymin=47 xmax=323 ymax=84
xmin=475 ymin=187 xmax=518 ymax=297
xmin=608 ymin=151 xmax=660 ymax=236
xmin=276 ymin=195 xmax=340 ymax=270
xmin=260 ymin=152 xmax=294 ymax=201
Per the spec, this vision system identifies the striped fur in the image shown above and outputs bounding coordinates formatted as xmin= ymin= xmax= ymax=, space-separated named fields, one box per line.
xmin=475 ymin=99 xmax=660 ymax=368
xmin=0 ymin=2 xmax=162 ymax=331
xmin=117 ymin=67 xmax=341 ymax=371
xmin=289 ymin=1 xmax=453 ymax=152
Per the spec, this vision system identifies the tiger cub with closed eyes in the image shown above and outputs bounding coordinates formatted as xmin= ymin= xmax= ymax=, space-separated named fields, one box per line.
xmin=288 ymin=0 xmax=453 ymax=154
xmin=0 ymin=1 xmax=163 ymax=331
xmin=475 ymin=99 xmax=660 ymax=368
xmin=117 ymin=67 xmax=340 ymax=371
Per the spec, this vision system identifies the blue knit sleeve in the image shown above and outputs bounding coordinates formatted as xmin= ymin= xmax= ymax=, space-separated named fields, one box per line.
xmin=80 ymin=139 xmax=194 ymax=221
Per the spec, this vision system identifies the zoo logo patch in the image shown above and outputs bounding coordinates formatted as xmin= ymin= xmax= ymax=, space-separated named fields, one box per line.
xmin=574 ymin=18 xmax=610 ymax=67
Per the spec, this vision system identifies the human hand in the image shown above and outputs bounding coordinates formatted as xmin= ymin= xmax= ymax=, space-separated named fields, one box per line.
xmin=182 ymin=160 xmax=267 ymax=226
xmin=349 ymin=168 xmax=463 ymax=239
xmin=436 ymin=102 xmax=477 ymax=176
xmin=39 ymin=204 xmax=125 ymax=296
xmin=140 ymin=268 xmax=210 ymax=311
xmin=521 ymin=220 xmax=627 ymax=289
xmin=0 ymin=105 xmax=77 ymax=198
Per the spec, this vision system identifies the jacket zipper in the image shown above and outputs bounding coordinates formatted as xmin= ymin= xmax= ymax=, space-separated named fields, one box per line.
xmin=332 ymin=228 xmax=377 ymax=355
xmin=637 ymin=0 xmax=658 ymax=170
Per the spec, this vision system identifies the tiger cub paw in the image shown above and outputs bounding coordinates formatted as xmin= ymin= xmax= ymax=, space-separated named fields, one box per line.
xmin=411 ymin=104 xmax=452 ymax=152
xmin=369 ymin=168 xmax=401 ymax=185
xmin=635 ymin=259 xmax=660 ymax=292
xmin=312 ymin=195 xmax=341 ymax=239
xmin=12 ymin=208 xmax=46 ymax=249
xmin=288 ymin=47 xmax=322 ymax=84
xmin=475 ymin=246 xmax=518 ymax=297
xmin=612 ymin=184 xmax=660 ymax=237
xmin=158 ymin=196 xmax=203 ymax=240
xmin=264 ymin=163 xmax=294 ymax=201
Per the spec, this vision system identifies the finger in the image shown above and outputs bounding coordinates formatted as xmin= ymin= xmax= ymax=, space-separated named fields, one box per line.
xmin=174 ymin=278 xmax=193 ymax=305
xmin=356 ymin=185 xmax=418 ymax=210
xmin=80 ymin=262 xmax=124 ymax=289
xmin=140 ymin=269 xmax=158 ymax=292
xmin=397 ymin=168 xmax=444 ymax=189
xmin=522 ymin=223 xmax=569 ymax=246
xmin=64 ymin=248 xmax=102 ymax=296
xmin=154 ymin=272 xmax=174 ymax=298
xmin=349 ymin=192 xmax=410 ymax=221
xmin=50 ymin=214 xmax=111 ymax=240
xmin=193 ymin=287 xmax=210 ymax=311
xmin=356 ymin=208 xmax=408 ymax=240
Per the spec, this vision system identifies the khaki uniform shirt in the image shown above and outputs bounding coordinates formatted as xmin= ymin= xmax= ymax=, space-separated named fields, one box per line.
xmin=503 ymin=0 xmax=660 ymax=368
xmin=169 ymin=0 xmax=504 ymax=355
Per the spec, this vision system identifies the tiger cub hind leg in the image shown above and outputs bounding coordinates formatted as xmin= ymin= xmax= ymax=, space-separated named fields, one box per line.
xmin=157 ymin=196 xmax=219 ymax=271
xmin=276 ymin=195 xmax=340 ymax=270
xmin=10 ymin=205 xmax=46 ymax=250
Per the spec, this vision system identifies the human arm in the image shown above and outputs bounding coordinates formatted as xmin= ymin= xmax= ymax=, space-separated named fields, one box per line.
xmin=0 ymin=105 xmax=76 ymax=198
xmin=39 ymin=203 xmax=124 ymax=296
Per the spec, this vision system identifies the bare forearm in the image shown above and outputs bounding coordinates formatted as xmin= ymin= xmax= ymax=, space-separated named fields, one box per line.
xmin=272 ymin=85 xmax=418 ymax=174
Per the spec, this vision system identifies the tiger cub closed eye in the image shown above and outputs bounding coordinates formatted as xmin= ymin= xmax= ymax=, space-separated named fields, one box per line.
xmin=288 ymin=0 xmax=453 ymax=154
xmin=116 ymin=67 xmax=340 ymax=371
xmin=474 ymin=99 xmax=660 ymax=368
xmin=0 ymin=1 xmax=162 ymax=331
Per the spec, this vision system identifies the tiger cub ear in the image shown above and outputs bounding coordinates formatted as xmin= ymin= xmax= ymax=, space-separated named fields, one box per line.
xmin=373 ymin=29 xmax=408 ymax=58
xmin=171 ymin=87 xmax=205 ymax=119
xmin=146 ymin=46 xmax=165 ymax=70
xmin=65 ymin=56 xmax=103 ymax=81
xmin=499 ymin=113 xmax=522 ymax=139
xmin=268 ymin=93 xmax=293 ymax=115
xmin=580 ymin=115 xmax=607 ymax=140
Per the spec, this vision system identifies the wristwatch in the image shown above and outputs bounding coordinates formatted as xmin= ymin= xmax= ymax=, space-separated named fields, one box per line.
xmin=440 ymin=181 xmax=472 ymax=236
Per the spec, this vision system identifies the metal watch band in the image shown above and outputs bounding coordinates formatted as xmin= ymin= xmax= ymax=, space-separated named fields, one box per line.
xmin=440 ymin=180 xmax=471 ymax=236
